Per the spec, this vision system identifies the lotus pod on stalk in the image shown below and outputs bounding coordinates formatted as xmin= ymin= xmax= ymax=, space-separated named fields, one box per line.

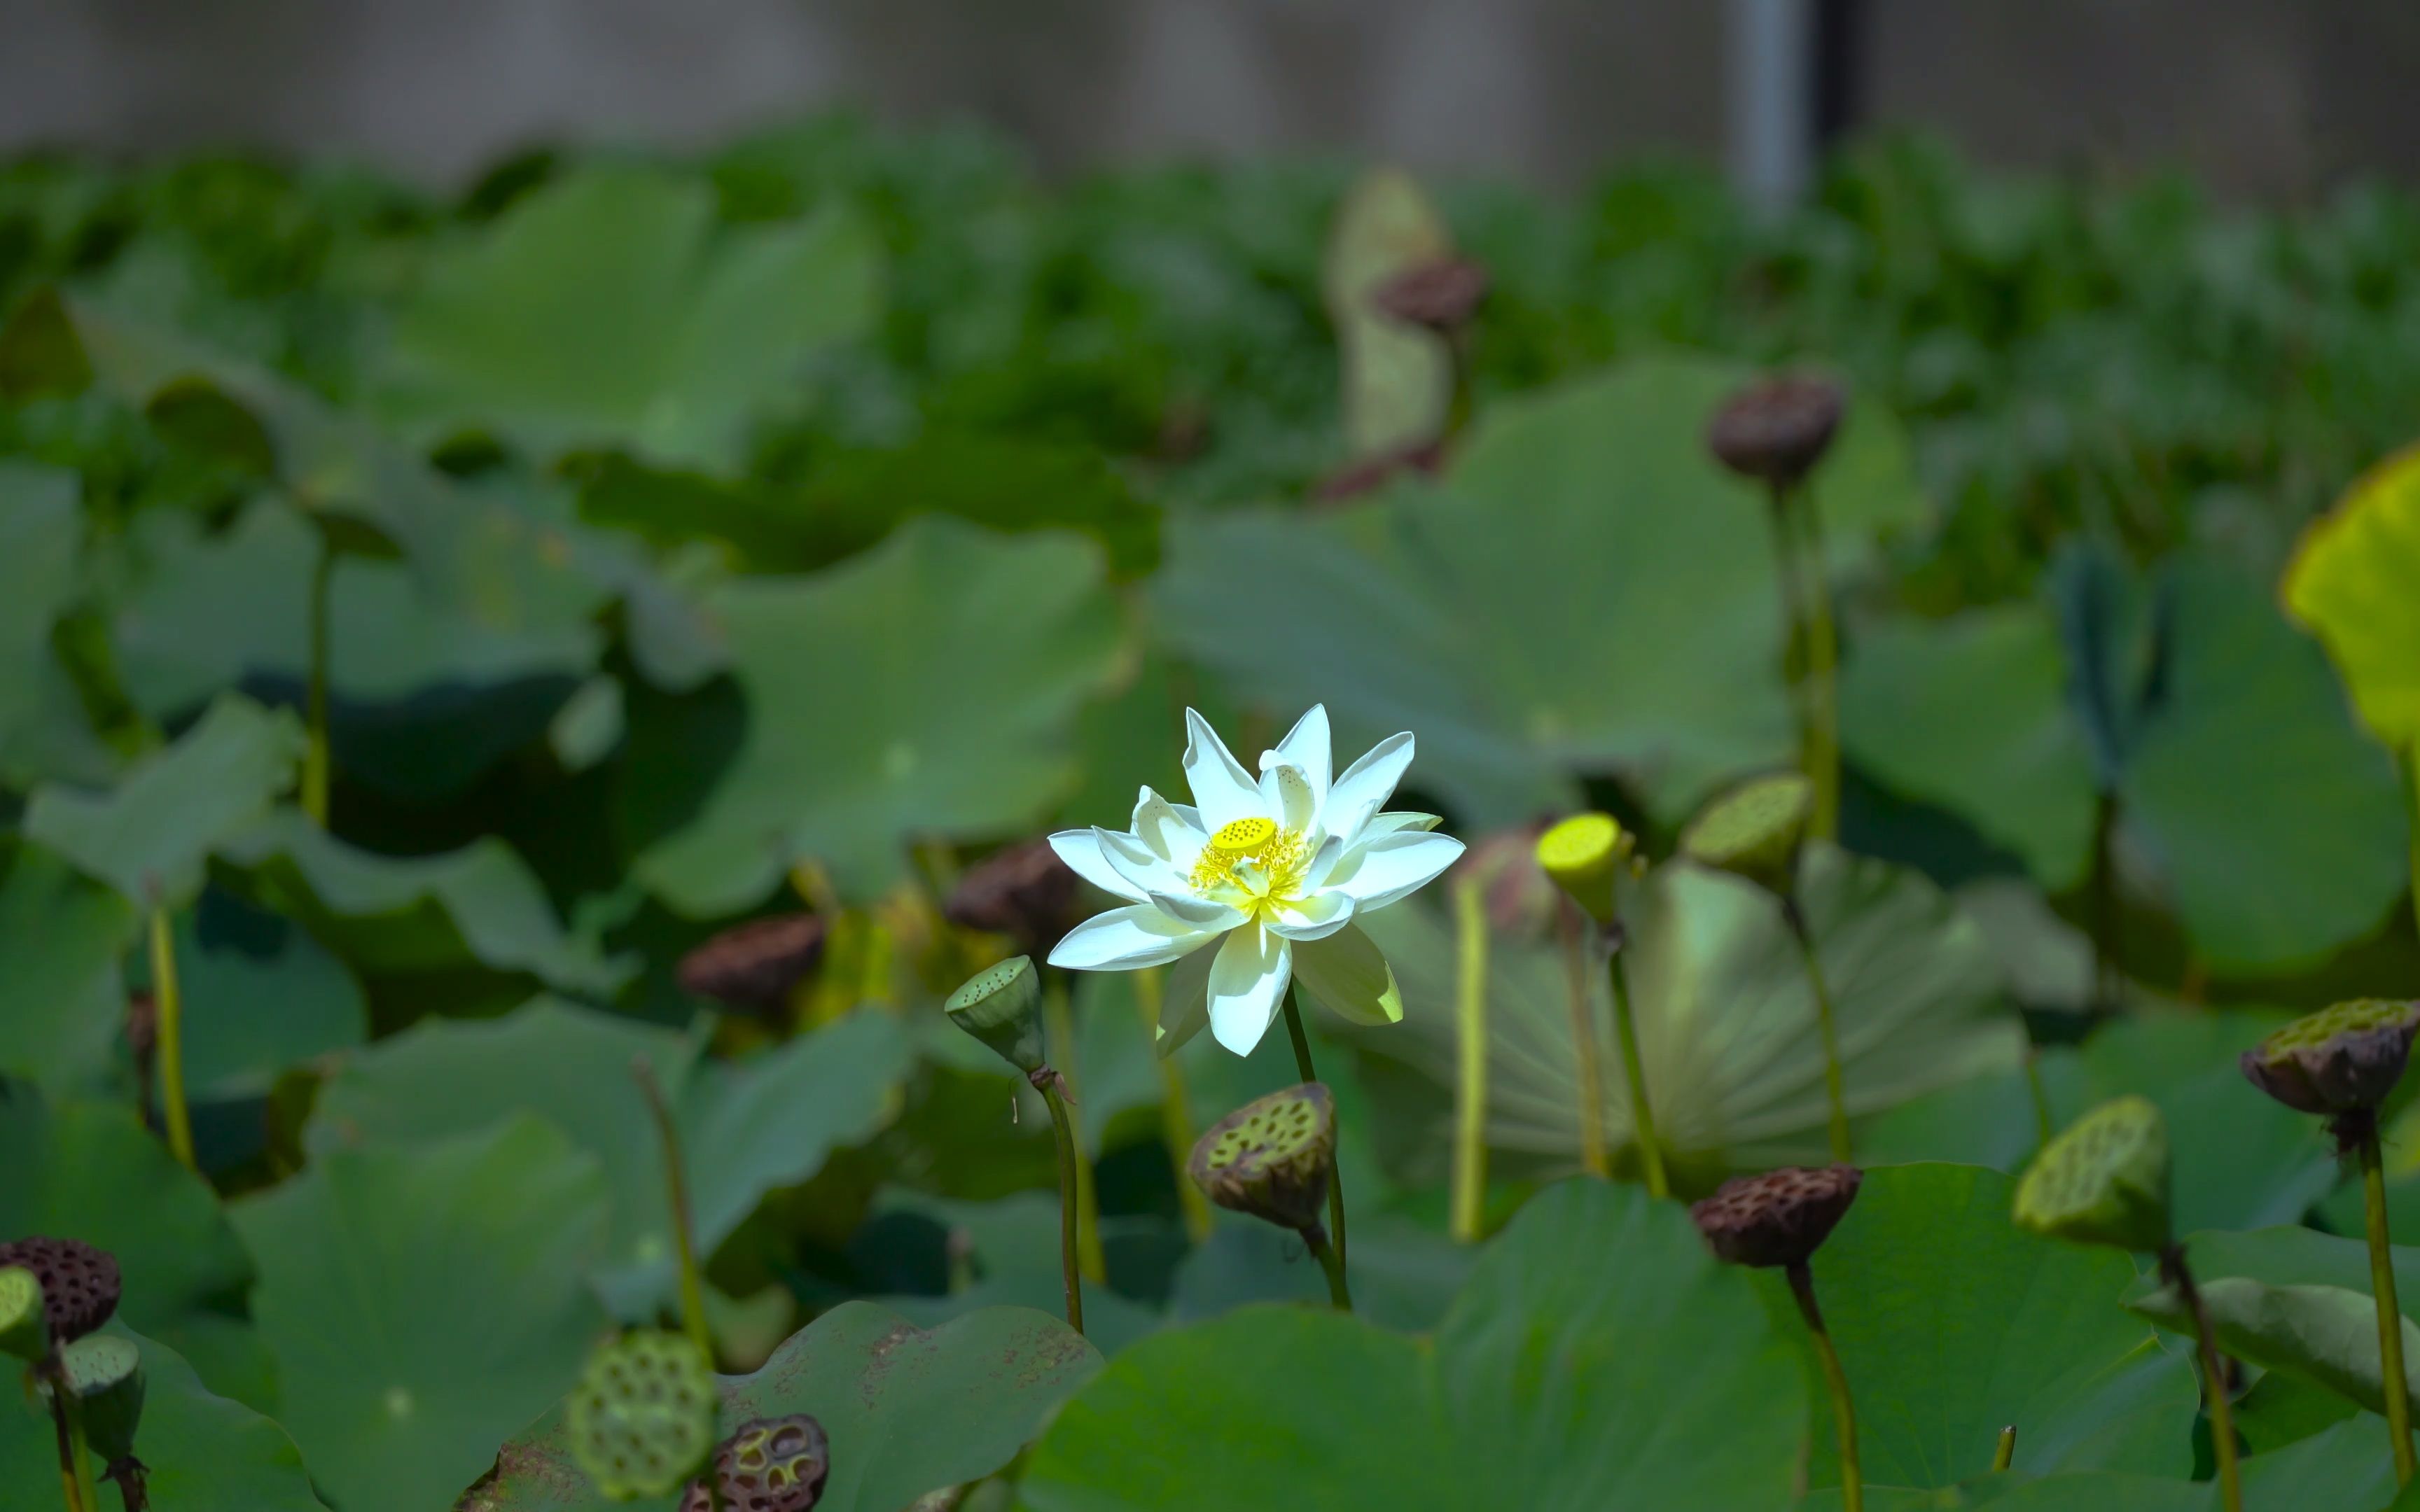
xmin=56 ymin=1333 xmax=144 ymax=1464
xmin=945 ymin=839 xmax=1080 ymax=957
xmin=1706 ymin=373 xmax=1846 ymax=490
xmin=678 ymin=914 xmax=828 ymax=1018
xmin=1534 ymin=812 xmax=1635 ymax=930
xmin=1188 ymin=1084 xmax=1338 ymax=1233
xmin=0 ymin=1236 xmax=119 ymax=1344
xmin=1369 ymin=257 xmax=1491 ymax=332
xmin=1680 ymin=773 xmax=1814 ymax=897
xmin=1692 ymin=1166 xmax=1863 ymax=1270
xmin=2014 ymin=1095 xmax=2172 ymax=1254
xmin=945 ymin=955 xmax=1046 ymax=1077
xmin=567 ymin=1331 xmax=718 ymax=1501
xmin=678 ymin=1415 xmax=832 ymax=1512
xmin=2240 ymin=999 xmax=2420 ymax=1119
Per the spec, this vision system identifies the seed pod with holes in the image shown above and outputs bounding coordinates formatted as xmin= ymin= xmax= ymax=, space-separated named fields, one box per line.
xmin=1189 ymin=1084 xmax=1337 ymax=1233
xmin=0 ymin=1237 xmax=120 ymax=1344
xmin=2241 ymin=999 xmax=2420 ymax=1117
xmin=0 ymin=1267 xmax=46 ymax=1363
xmin=1706 ymin=373 xmax=1847 ymax=491
xmin=1370 ymin=256 xmax=1491 ymax=332
xmin=56 ymin=1334 xmax=144 ymax=1464
xmin=1534 ymin=813 xmax=1633 ymax=930
xmin=566 ymin=1331 xmax=718 ymax=1501
xmin=2014 ymin=1095 xmax=2172 ymax=1254
xmin=678 ymin=914 xmax=827 ymax=1018
xmin=945 ymin=839 xmax=1079 ymax=957
xmin=1692 ymin=1166 xmax=1863 ymax=1270
xmin=679 ymin=1414 xmax=831 ymax=1512
xmin=1680 ymin=772 xmax=1814 ymax=897
xmin=945 ymin=955 xmax=1046 ymax=1076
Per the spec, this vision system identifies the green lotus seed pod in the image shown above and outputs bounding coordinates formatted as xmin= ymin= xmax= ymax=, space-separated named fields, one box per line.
xmin=56 ymin=1334 xmax=144 ymax=1464
xmin=1690 ymin=1165 xmax=1863 ymax=1270
xmin=2241 ymin=999 xmax=2420 ymax=1116
xmin=567 ymin=1331 xmax=718 ymax=1501
xmin=1680 ymin=772 xmax=1814 ymax=896
xmin=1188 ymin=1083 xmax=1337 ymax=1233
xmin=945 ymin=955 xmax=1046 ymax=1075
xmin=679 ymin=1414 xmax=831 ymax=1512
xmin=2013 ymin=1095 xmax=2172 ymax=1254
xmin=0 ymin=1267 xmax=47 ymax=1364
xmin=1535 ymin=813 xmax=1631 ymax=927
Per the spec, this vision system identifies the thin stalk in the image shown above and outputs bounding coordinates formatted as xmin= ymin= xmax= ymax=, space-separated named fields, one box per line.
xmin=1556 ymin=903 xmax=1611 ymax=1179
xmin=1764 ymin=492 xmax=1817 ymax=780
xmin=1605 ymin=937 xmax=1669 ymax=1199
xmin=1787 ymin=1261 xmax=1861 ymax=1512
xmin=2088 ymin=790 xmax=2122 ymax=1011
xmin=2358 ymin=1119 xmax=2416 ymax=1485
xmin=1301 ymin=1223 xmax=1354 ymax=1312
xmin=1991 ymin=1424 xmax=2016 ymax=1474
xmin=1041 ymin=972 xmax=1106 ymax=1283
xmin=1781 ymin=897 xmax=1852 ymax=1163
xmin=1037 ymin=1077 xmax=1085 ymax=1336
xmin=1281 ymin=995 xmax=1348 ymax=1268
xmin=2162 ymin=1246 xmax=2243 ymax=1512
xmin=1790 ymin=488 xmax=1842 ymax=841
xmin=301 ymin=538 xmax=335 ymax=826
xmin=630 ymin=1058 xmax=713 ymax=1366
xmin=2404 ymin=745 xmax=2420 ymax=941
xmin=2023 ymin=1050 xmax=2055 ymax=1152
xmin=146 ymin=909 xmax=194 ymax=1172
xmin=50 ymin=1388 xmax=84 ymax=1512
xmin=1450 ymin=876 xmax=1489 ymax=1242
xmin=1134 ymin=967 xmax=1214 ymax=1243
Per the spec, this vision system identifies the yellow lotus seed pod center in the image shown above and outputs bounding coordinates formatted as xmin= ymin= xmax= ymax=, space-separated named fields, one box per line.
xmin=1209 ymin=816 xmax=1278 ymax=853
xmin=1536 ymin=813 xmax=1621 ymax=876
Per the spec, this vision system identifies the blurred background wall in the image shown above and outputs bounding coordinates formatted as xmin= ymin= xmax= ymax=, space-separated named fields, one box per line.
xmin=4 ymin=0 xmax=2419 ymax=197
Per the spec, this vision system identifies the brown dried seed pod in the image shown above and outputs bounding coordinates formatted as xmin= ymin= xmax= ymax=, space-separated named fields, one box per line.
xmin=0 ymin=1236 xmax=120 ymax=1343
xmin=677 ymin=914 xmax=827 ymax=1015
xmin=944 ymin=839 xmax=1079 ymax=955
xmin=1369 ymin=257 xmax=1491 ymax=331
xmin=1691 ymin=1165 xmax=1863 ymax=1270
xmin=1706 ymin=374 xmax=1847 ymax=489
xmin=2240 ymin=999 xmax=2420 ymax=1117
xmin=677 ymin=1415 xmax=832 ymax=1512
xmin=1189 ymin=1084 xmax=1337 ymax=1233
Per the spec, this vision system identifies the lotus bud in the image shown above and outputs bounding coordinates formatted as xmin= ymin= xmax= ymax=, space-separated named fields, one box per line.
xmin=2241 ymin=999 xmax=2420 ymax=1118
xmin=1189 ymin=1084 xmax=1337 ymax=1233
xmin=677 ymin=914 xmax=827 ymax=1018
xmin=568 ymin=1330 xmax=717 ymax=1501
xmin=0 ymin=1267 xmax=46 ymax=1363
xmin=1691 ymin=1165 xmax=1862 ymax=1269
xmin=0 ymin=1237 xmax=119 ymax=1344
xmin=944 ymin=839 xmax=1080 ymax=957
xmin=2013 ymin=1095 xmax=2171 ymax=1254
xmin=679 ymin=1414 xmax=831 ymax=1512
xmin=1370 ymin=257 xmax=1491 ymax=332
xmin=945 ymin=956 xmax=1046 ymax=1077
xmin=1680 ymin=772 xmax=1814 ymax=897
xmin=1706 ymin=373 xmax=1846 ymax=491
xmin=1534 ymin=813 xmax=1633 ymax=930
xmin=56 ymin=1334 xmax=144 ymax=1465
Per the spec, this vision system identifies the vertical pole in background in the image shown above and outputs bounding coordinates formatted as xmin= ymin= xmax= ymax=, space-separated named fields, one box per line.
xmin=1727 ymin=0 xmax=1862 ymax=212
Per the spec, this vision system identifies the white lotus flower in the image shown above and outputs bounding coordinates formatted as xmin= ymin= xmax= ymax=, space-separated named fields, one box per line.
xmin=1047 ymin=706 xmax=1463 ymax=1056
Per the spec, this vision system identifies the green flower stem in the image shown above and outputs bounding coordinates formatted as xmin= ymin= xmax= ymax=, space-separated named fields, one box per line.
xmin=2404 ymin=745 xmax=2420 ymax=943
xmin=1134 ymin=966 xmax=1214 ymax=1244
xmin=1042 ymin=972 xmax=1107 ymax=1284
xmin=1786 ymin=1261 xmax=1861 ymax=1512
xmin=1556 ymin=904 xmax=1612 ymax=1180
xmin=2023 ymin=1049 xmax=2055 ymax=1152
xmin=302 ymin=537 xmax=335 ymax=827
xmin=2088 ymin=790 xmax=2122 ymax=1011
xmin=630 ymin=1058 xmax=714 ymax=1366
xmin=1789 ymin=490 xmax=1842 ymax=841
xmin=1450 ymin=876 xmax=1489 ymax=1242
xmin=2358 ymin=1117 xmax=2416 ymax=1485
xmin=147 ymin=908 xmax=195 ymax=1172
xmin=1037 ymin=1076 xmax=1086 ymax=1336
xmin=1604 ymin=934 xmax=1669 ymax=1200
xmin=50 ymin=1386 xmax=87 ymax=1512
xmin=1763 ymin=494 xmax=1818 ymax=792
xmin=1281 ymin=993 xmax=1348 ymax=1269
xmin=1781 ymin=896 xmax=1852 ymax=1163
xmin=2162 ymin=1245 xmax=2243 ymax=1512
xmin=1992 ymin=1424 xmax=2017 ymax=1473
xmin=1302 ymin=1224 xmax=1354 ymax=1312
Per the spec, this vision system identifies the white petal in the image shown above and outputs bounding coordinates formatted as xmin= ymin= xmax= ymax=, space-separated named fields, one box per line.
xmin=1261 ymin=706 xmax=1332 ymax=810
xmin=1324 ymin=732 xmax=1414 ymax=844
xmin=1095 ymin=827 xmax=1190 ymax=897
xmin=1267 ymin=889 xmax=1356 ymax=941
xmin=1047 ymin=904 xmax=1221 ymax=971
xmin=1149 ymin=888 xmax=1247 ymax=930
xmin=1361 ymin=810 xmax=1442 ymax=837
xmin=1324 ymin=830 xmax=1466 ymax=913
xmin=1256 ymin=761 xmax=1319 ymax=832
xmin=1182 ymin=708 xmax=1266 ymax=833
xmin=1292 ymin=924 xmax=1404 ymax=1027
xmin=1130 ymin=787 xmax=1204 ymax=871
xmin=1298 ymin=832 xmax=1345 ymax=892
xmin=1048 ymin=830 xmax=1146 ymax=902
xmin=1154 ymin=944 xmax=1217 ymax=1057
xmin=1208 ymin=924 xmax=1293 ymax=1056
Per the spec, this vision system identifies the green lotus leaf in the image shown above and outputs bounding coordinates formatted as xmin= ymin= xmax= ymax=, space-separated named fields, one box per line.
xmin=468 ymin=1302 xmax=1099 ymax=1511
xmin=0 ymin=839 xmax=139 ymax=1093
xmin=0 ymin=461 xmax=110 ymax=790
xmin=2283 ymin=443 xmax=2420 ymax=748
xmin=229 ymin=1116 xmax=612 ymax=1512
xmin=376 ymin=167 xmax=881 ymax=472
xmin=2130 ymin=1276 xmax=2419 ymax=1421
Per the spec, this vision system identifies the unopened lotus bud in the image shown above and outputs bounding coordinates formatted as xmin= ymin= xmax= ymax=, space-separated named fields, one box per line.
xmin=568 ymin=1331 xmax=717 ymax=1500
xmin=678 ymin=1414 xmax=831 ymax=1512
xmin=945 ymin=839 xmax=1079 ymax=956
xmin=1691 ymin=1165 xmax=1862 ymax=1269
xmin=1189 ymin=1084 xmax=1337 ymax=1233
xmin=678 ymin=914 xmax=827 ymax=1018
xmin=1370 ymin=257 xmax=1491 ymax=332
xmin=56 ymin=1334 xmax=144 ymax=1464
xmin=1707 ymin=374 xmax=1846 ymax=491
xmin=1680 ymin=773 xmax=1813 ymax=896
xmin=0 ymin=1237 xmax=119 ymax=1344
xmin=2014 ymin=1095 xmax=2171 ymax=1254
xmin=2241 ymin=1000 xmax=2420 ymax=1117
xmin=945 ymin=955 xmax=1045 ymax=1076
xmin=0 ymin=1267 xmax=46 ymax=1363
xmin=1534 ymin=813 xmax=1632 ymax=928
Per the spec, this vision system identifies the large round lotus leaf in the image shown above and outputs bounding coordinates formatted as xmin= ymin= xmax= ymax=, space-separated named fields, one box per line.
xmin=127 ymin=885 xmax=366 ymax=1102
xmin=0 ymin=462 xmax=111 ymax=790
xmin=1797 ymin=1476 xmax=2220 ymax=1511
xmin=2130 ymin=1274 xmax=2420 ymax=1422
xmin=0 ymin=1328 xmax=319 ymax=1512
xmin=468 ymin=1302 xmax=1099 ymax=1511
xmin=310 ymin=998 xmax=910 ymax=1317
xmin=24 ymin=694 xmax=303 ymax=911
xmin=1354 ymin=843 xmax=2021 ymax=1178
xmin=1752 ymin=1163 xmax=2195 ymax=1491
xmin=0 ymin=839 xmax=138 ymax=1093
xmin=229 ymin=1116 xmax=611 ymax=1512
xmin=633 ymin=516 xmax=1127 ymax=911
xmin=1323 ymin=167 xmax=1454 ymax=460
xmin=1149 ymin=355 xmax=1924 ymax=825
xmin=1021 ymin=1180 xmax=1802 ymax=1510
xmin=2284 ymin=444 xmax=2420 ymax=747
xmin=375 ymin=167 xmax=882 ymax=472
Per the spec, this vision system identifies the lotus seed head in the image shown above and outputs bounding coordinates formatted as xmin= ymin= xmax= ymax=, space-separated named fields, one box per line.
xmin=1188 ymin=1083 xmax=1338 ymax=1232
xmin=1691 ymin=1165 xmax=1863 ymax=1268
xmin=1209 ymin=816 xmax=1279 ymax=854
xmin=677 ymin=913 xmax=826 ymax=1017
xmin=943 ymin=955 xmax=1046 ymax=1074
xmin=679 ymin=1414 xmax=831 ymax=1512
xmin=2241 ymin=999 xmax=2420 ymax=1116
xmin=1681 ymin=772 xmax=1814 ymax=895
xmin=2013 ymin=1094 xmax=2172 ymax=1254
xmin=1706 ymin=372 xmax=1847 ymax=489
xmin=0 ymin=1236 xmax=120 ymax=1344
xmin=567 ymin=1330 xmax=717 ymax=1501
xmin=0 ymin=1267 xmax=46 ymax=1364
xmin=1535 ymin=812 xmax=1630 ymax=926
xmin=55 ymin=1334 xmax=144 ymax=1464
